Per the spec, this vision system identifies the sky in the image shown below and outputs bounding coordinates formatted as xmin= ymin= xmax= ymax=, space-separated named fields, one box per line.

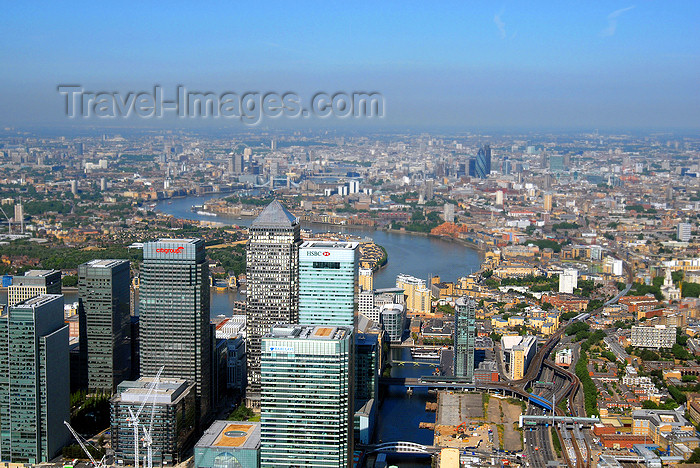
xmin=0 ymin=1 xmax=699 ymax=131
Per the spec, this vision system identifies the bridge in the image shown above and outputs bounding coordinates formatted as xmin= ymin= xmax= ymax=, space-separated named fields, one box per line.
xmin=519 ymin=415 xmax=600 ymax=428
xmin=361 ymin=441 xmax=438 ymax=454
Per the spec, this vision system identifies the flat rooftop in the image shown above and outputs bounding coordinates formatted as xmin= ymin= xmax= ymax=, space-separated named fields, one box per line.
xmin=196 ymin=420 xmax=260 ymax=450
xmin=85 ymin=259 xmax=129 ymax=268
xmin=117 ymin=377 xmax=191 ymax=404
xmin=300 ymin=241 xmax=359 ymax=249
xmin=13 ymin=294 xmax=63 ymax=308
xmin=156 ymin=238 xmax=200 ymax=244
xmin=266 ymin=324 xmax=351 ymax=341
xmin=23 ymin=269 xmax=59 ymax=277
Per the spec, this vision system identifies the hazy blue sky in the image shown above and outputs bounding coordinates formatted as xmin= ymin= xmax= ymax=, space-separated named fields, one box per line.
xmin=1 ymin=1 xmax=698 ymax=130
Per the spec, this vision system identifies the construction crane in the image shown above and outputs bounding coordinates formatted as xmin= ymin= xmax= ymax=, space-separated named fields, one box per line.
xmin=141 ymin=372 xmax=162 ymax=468
xmin=127 ymin=366 xmax=164 ymax=468
xmin=63 ymin=421 xmax=107 ymax=468
xmin=0 ymin=205 xmax=11 ymax=234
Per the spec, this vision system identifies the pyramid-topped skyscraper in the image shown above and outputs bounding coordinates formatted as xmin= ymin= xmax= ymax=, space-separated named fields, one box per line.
xmin=245 ymin=200 xmax=302 ymax=408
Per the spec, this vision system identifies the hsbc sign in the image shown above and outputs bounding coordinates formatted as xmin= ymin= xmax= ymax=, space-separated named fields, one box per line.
xmin=306 ymin=251 xmax=331 ymax=257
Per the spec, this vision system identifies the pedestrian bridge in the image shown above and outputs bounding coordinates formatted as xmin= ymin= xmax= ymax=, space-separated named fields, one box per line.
xmin=365 ymin=441 xmax=438 ymax=454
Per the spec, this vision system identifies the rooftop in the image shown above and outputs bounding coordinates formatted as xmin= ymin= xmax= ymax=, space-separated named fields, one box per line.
xmin=266 ymin=324 xmax=351 ymax=341
xmin=12 ymin=294 xmax=63 ymax=308
xmin=23 ymin=269 xmax=59 ymax=277
xmin=251 ymin=200 xmax=297 ymax=227
xmin=300 ymin=240 xmax=359 ymax=249
xmin=195 ymin=420 xmax=260 ymax=450
xmin=85 ymin=259 xmax=129 ymax=268
xmin=116 ymin=377 xmax=192 ymax=405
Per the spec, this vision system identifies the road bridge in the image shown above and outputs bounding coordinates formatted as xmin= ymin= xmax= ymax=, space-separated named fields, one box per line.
xmin=519 ymin=415 xmax=600 ymax=428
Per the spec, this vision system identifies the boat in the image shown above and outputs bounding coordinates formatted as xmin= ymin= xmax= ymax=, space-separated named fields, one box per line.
xmin=410 ymin=347 xmax=441 ymax=359
xmin=196 ymin=210 xmax=217 ymax=217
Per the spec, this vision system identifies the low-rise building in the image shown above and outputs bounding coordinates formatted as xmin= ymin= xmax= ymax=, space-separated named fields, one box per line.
xmin=194 ymin=420 xmax=260 ymax=468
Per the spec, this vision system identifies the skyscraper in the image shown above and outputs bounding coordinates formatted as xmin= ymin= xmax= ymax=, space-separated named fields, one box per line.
xmin=299 ymin=241 xmax=359 ymax=327
xmin=453 ymin=296 xmax=476 ymax=381
xmin=475 ymin=144 xmax=491 ymax=178
xmin=139 ymin=238 xmax=211 ymax=426
xmin=0 ymin=294 xmax=70 ymax=463
xmin=245 ymin=200 xmax=301 ymax=407
xmin=7 ymin=269 xmax=61 ymax=307
xmin=260 ymin=325 xmax=353 ymax=467
xmin=358 ymin=268 xmax=373 ymax=292
xmin=78 ymin=259 xmax=131 ymax=394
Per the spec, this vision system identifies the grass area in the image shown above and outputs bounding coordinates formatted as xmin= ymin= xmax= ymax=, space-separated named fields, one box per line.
xmin=551 ymin=427 xmax=562 ymax=457
xmin=496 ymin=424 xmax=504 ymax=450
xmin=482 ymin=392 xmax=490 ymax=416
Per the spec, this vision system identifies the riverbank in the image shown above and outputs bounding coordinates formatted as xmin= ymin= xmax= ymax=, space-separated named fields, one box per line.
xmin=382 ymin=228 xmax=489 ymax=253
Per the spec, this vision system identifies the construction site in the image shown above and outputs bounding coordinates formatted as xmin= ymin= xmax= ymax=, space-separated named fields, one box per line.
xmin=430 ymin=391 xmax=524 ymax=453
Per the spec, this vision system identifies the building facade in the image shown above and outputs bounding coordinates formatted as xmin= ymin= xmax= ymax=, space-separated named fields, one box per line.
xmin=139 ymin=238 xmax=211 ymax=426
xmin=395 ymin=274 xmax=431 ymax=314
xmin=299 ymin=241 xmax=359 ymax=327
xmin=260 ymin=325 xmax=353 ymax=468
xmin=7 ymin=269 xmax=61 ymax=307
xmin=111 ymin=377 xmax=196 ymax=466
xmin=0 ymin=294 xmax=69 ymax=463
xmin=78 ymin=259 xmax=131 ymax=394
xmin=475 ymin=144 xmax=491 ymax=179
xmin=379 ymin=303 xmax=405 ymax=343
xmin=501 ymin=335 xmax=537 ymax=380
xmin=245 ymin=201 xmax=301 ymax=406
xmin=453 ymin=296 xmax=476 ymax=381
xmin=631 ymin=325 xmax=675 ymax=349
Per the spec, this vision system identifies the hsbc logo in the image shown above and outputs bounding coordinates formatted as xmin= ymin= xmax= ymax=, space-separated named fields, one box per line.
xmin=306 ymin=251 xmax=331 ymax=257
xmin=156 ymin=246 xmax=185 ymax=254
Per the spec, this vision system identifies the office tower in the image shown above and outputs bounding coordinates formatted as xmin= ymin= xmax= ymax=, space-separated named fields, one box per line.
xmin=443 ymin=203 xmax=455 ymax=222
xmin=78 ymin=259 xmax=131 ymax=394
xmin=558 ymin=269 xmax=578 ymax=294
xmin=7 ymin=269 xmax=61 ymax=307
xmin=70 ymin=179 xmax=78 ymax=195
xmin=299 ymin=241 xmax=359 ymax=327
xmin=111 ymin=378 xmax=196 ymax=466
xmin=229 ymin=153 xmax=244 ymax=174
xmin=549 ymin=155 xmax=565 ymax=172
xmin=260 ymin=325 xmax=353 ymax=468
xmin=468 ymin=158 xmax=476 ymax=177
xmin=543 ymin=193 xmax=553 ymax=212
xmin=13 ymin=203 xmax=23 ymax=233
xmin=495 ymin=190 xmax=504 ymax=206
xmin=359 ymin=268 xmax=374 ymax=292
xmin=379 ymin=303 xmax=405 ymax=342
xmin=501 ymin=335 xmax=537 ymax=380
xmin=245 ymin=201 xmax=301 ymax=407
xmin=453 ymin=296 xmax=476 ymax=381
xmin=475 ymin=144 xmax=491 ymax=178
xmin=0 ymin=295 xmax=69 ymax=463
xmin=502 ymin=157 xmax=512 ymax=175
xmin=140 ymin=238 xmax=211 ymax=426
xmin=678 ymin=222 xmax=692 ymax=242
xmin=100 ymin=177 xmax=107 ymax=191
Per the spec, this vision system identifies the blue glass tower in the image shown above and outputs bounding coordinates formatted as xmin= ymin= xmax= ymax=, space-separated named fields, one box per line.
xmin=475 ymin=144 xmax=491 ymax=178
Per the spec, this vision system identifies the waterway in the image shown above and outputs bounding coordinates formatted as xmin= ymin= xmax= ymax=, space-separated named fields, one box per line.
xmin=153 ymin=194 xmax=483 ymax=289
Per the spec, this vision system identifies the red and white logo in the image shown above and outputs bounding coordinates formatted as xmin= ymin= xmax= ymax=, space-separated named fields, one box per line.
xmin=156 ymin=246 xmax=185 ymax=254
xmin=322 ymin=251 xmax=331 ymax=256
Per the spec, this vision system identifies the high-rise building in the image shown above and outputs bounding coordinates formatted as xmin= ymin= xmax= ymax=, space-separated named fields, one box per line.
xmin=229 ymin=152 xmax=244 ymax=174
xmin=13 ymin=203 xmax=23 ymax=233
xmin=502 ymin=157 xmax=512 ymax=175
xmin=396 ymin=274 xmax=431 ymax=314
xmin=549 ymin=155 xmax=565 ymax=172
xmin=475 ymin=144 xmax=491 ymax=178
xmin=501 ymin=335 xmax=537 ymax=380
xmin=111 ymin=377 xmax=196 ymax=466
xmin=443 ymin=203 xmax=455 ymax=222
xmin=543 ymin=193 xmax=553 ymax=212
xmin=245 ymin=201 xmax=301 ymax=407
xmin=379 ymin=303 xmax=405 ymax=342
xmin=358 ymin=268 xmax=373 ymax=292
xmin=495 ymin=190 xmax=504 ymax=206
xmin=7 ymin=269 xmax=62 ymax=307
xmin=299 ymin=241 xmax=359 ymax=327
xmin=678 ymin=222 xmax=692 ymax=242
xmin=0 ymin=295 xmax=69 ymax=463
xmin=260 ymin=325 xmax=353 ymax=468
xmin=139 ymin=238 xmax=211 ymax=426
xmin=559 ymin=268 xmax=578 ymax=294
xmin=78 ymin=259 xmax=131 ymax=394
xmin=453 ymin=296 xmax=476 ymax=381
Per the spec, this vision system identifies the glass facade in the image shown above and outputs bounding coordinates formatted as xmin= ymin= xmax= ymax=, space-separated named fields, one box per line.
xmin=299 ymin=242 xmax=358 ymax=327
xmin=0 ymin=294 xmax=69 ymax=463
xmin=78 ymin=259 xmax=131 ymax=394
xmin=379 ymin=304 xmax=405 ymax=342
xmin=140 ymin=238 xmax=211 ymax=426
xmin=246 ymin=201 xmax=301 ymax=401
xmin=261 ymin=326 xmax=353 ymax=468
xmin=453 ymin=296 xmax=476 ymax=381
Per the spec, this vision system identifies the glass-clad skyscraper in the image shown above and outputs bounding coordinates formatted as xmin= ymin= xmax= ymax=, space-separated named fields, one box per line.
xmin=78 ymin=259 xmax=131 ymax=394
xmin=475 ymin=144 xmax=491 ymax=178
xmin=261 ymin=325 xmax=353 ymax=468
xmin=453 ymin=296 xmax=476 ymax=381
xmin=299 ymin=241 xmax=359 ymax=327
xmin=0 ymin=294 xmax=69 ymax=463
xmin=140 ymin=238 xmax=211 ymax=426
xmin=246 ymin=200 xmax=301 ymax=407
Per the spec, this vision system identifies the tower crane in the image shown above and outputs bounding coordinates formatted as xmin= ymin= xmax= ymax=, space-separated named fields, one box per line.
xmin=63 ymin=421 xmax=107 ymax=468
xmin=141 ymin=372 xmax=161 ymax=468
xmin=126 ymin=365 xmax=164 ymax=468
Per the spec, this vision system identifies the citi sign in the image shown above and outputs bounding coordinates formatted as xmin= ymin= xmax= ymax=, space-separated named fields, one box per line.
xmin=156 ymin=246 xmax=185 ymax=254
xmin=306 ymin=251 xmax=331 ymax=257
